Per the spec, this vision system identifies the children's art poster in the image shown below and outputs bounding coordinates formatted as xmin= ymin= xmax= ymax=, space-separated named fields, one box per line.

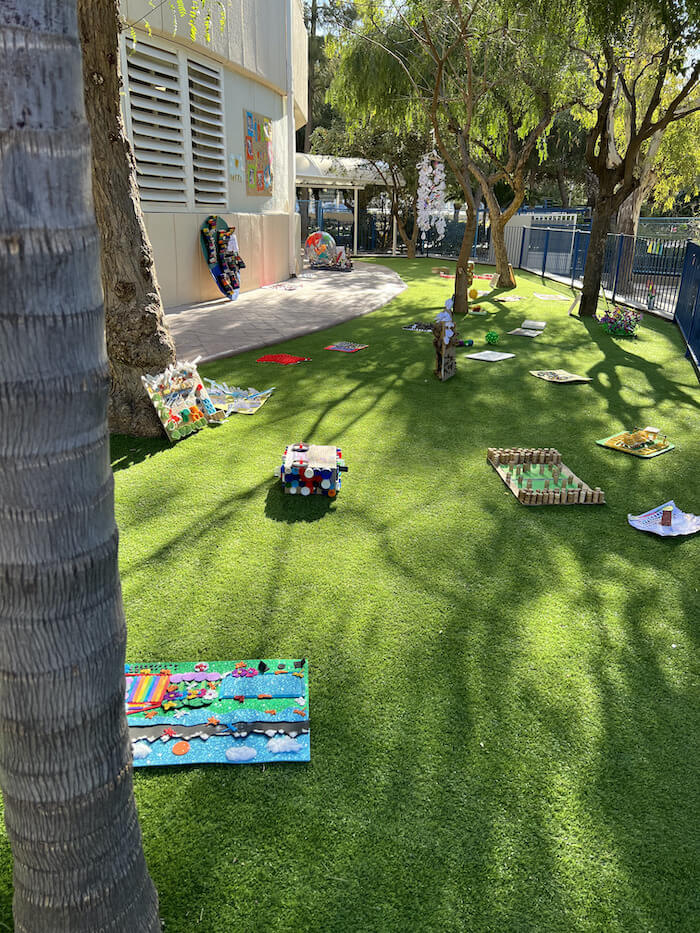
xmin=244 ymin=109 xmax=273 ymax=196
xmin=126 ymin=659 xmax=310 ymax=766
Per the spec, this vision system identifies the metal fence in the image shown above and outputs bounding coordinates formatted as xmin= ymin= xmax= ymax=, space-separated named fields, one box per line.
xmin=428 ymin=223 xmax=688 ymax=320
xmin=675 ymin=243 xmax=700 ymax=376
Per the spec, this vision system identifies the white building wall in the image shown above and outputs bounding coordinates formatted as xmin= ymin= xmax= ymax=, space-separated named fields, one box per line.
xmin=120 ymin=1 xmax=307 ymax=308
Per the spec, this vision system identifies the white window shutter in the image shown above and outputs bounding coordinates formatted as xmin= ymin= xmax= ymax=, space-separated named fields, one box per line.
xmin=187 ymin=60 xmax=227 ymax=206
xmin=125 ymin=41 xmax=187 ymax=204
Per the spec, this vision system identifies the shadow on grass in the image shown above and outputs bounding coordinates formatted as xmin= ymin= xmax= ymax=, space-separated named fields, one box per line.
xmin=111 ymin=433 xmax=171 ymax=471
xmin=264 ymin=482 xmax=337 ymax=523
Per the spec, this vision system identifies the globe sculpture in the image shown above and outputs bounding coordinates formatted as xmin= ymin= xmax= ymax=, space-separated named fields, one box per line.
xmin=305 ymin=230 xmax=337 ymax=266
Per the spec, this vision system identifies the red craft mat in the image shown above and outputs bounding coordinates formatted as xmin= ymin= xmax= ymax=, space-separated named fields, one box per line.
xmin=256 ymin=354 xmax=311 ymax=365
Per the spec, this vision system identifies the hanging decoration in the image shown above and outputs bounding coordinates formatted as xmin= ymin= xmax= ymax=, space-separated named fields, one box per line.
xmin=416 ymin=151 xmax=447 ymax=243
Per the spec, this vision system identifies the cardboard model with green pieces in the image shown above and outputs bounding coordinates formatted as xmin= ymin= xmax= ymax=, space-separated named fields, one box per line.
xmin=596 ymin=426 xmax=674 ymax=458
xmin=487 ymin=447 xmax=605 ymax=506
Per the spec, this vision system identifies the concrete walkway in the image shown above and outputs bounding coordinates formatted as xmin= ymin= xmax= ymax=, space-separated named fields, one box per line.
xmin=165 ymin=262 xmax=406 ymax=362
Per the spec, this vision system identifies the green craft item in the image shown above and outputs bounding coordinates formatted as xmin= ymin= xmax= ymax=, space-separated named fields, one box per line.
xmin=485 ymin=331 xmax=499 ymax=345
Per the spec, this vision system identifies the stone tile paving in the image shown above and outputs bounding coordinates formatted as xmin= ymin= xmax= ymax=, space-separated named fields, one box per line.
xmin=164 ymin=263 xmax=406 ymax=362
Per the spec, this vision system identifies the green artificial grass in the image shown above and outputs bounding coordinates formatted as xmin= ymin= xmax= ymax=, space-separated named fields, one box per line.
xmin=1 ymin=259 xmax=699 ymax=931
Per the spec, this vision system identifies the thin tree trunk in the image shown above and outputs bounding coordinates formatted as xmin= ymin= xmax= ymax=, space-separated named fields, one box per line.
xmin=556 ymin=169 xmax=570 ymax=208
xmin=454 ymin=208 xmax=477 ymax=315
xmin=580 ymin=196 xmax=615 ymax=316
xmin=78 ymin=0 xmax=175 ymax=438
xmin=453 ymin=203 xmax=462 ymax=222
xmin=0 ymin=3 xmax=160 ymax=929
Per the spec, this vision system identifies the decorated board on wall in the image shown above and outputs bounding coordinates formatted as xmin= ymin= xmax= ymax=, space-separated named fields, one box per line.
xmin=126 ymin=659 xmax=310 ymax=767
xmin=244 ymin=109 xmax=273 ymax=196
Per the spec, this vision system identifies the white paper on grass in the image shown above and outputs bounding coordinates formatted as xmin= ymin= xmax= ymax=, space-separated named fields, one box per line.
xmin=508 ymin=328 xmax=542 ymax=338
xmin=534 ymin=293 xmax=570 ymax=301
xmin=522 ymin=320 xmax=546 ymax=330
xmin=465 ymin=350 xmax=515 ymax=362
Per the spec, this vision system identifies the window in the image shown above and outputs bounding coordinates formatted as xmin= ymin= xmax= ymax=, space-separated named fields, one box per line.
xmin=187 ymin=60 xmax=227 ymax=205
xmin=123 ymin=36 xmax=228 ymax=209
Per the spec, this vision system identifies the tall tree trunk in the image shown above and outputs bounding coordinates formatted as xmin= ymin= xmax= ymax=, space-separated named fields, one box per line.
xmin=580 ymin=195 xmax=616 ymax=316
xmin=454 ymin=207 xmax=477 ymax=315
xmin=616 ymin=177 xmax=654 ymax=238
xmin=78 ymin=0 xmax=175 ymax=438
xmin=479 ymin=183 xmax=519 ymax=287
xmin=0 ymin=2 xmax=160 ymax=930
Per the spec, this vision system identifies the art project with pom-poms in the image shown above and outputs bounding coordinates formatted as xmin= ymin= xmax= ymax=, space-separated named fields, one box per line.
xmin=275 ymin=443 xmax=348 ymax=497
xmin=127 ymin=659 xmax=310 ymax=767
xmin=402 ymin=322 xmax=434 ymax=333
xmin=142 ymin=360 xmax=224 ymax=442
xmin=199 ymin=215 xmax=241 ymax=300
xmin=487 ymin=447 xmax=605 ymax=506
xmin=204 ymin=379 xmax=275 ymax=417
xmin=597 ymin=426 xmax=674 ymax=458
xmin=628 ymin=501 xmax=700 ymax=537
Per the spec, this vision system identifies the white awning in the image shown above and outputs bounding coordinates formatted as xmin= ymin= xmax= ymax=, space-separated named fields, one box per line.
xmin=295 ymin=153 xmax=403 ymax=189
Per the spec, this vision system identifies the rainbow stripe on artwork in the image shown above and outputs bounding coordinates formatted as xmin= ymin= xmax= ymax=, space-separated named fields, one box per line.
xmin=125 ymin=674 xmax=170 ymax=714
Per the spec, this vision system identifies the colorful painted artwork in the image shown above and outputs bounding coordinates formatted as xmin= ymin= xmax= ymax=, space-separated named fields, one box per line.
xmin=244 ymin=109 xmax=273 ymax=196
xmin=487 ymin=447 xmax=605 ymax=506
xmin=126 ymin=660 xmax=310 ymax=767
xmin=142 ymin=361 xmax=224 ymax=442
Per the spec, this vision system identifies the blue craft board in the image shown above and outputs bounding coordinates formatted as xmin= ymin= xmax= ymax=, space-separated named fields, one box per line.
xmin=126 ymin=659 xmax=309 ymax=767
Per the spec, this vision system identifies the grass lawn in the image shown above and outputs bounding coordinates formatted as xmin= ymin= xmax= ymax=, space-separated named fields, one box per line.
xmin=1 ymin=259 xmax=698 ymax=931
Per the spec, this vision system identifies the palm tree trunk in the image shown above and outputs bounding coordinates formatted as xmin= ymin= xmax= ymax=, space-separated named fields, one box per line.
xmin=0 ymin=3 xmax=160 ymax=929
xmin=78 ymin=0 xmax=176 ymax=437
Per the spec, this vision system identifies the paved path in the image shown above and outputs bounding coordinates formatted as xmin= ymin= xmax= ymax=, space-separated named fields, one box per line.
xmin=165 ymin=262 xmax=406 ymax=362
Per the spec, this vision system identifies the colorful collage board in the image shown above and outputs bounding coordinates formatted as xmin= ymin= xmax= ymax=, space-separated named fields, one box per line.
xmin=126 ymin=659 xmax=310 ymax=767
xmin=244 ymin=109 xmax=273 ymax=196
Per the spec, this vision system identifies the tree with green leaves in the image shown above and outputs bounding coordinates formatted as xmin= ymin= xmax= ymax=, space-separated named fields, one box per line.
xmin=332 ymin=1 xmax=584 ymax=309
xmin=573 ymin=2 xmax=700 ymax=315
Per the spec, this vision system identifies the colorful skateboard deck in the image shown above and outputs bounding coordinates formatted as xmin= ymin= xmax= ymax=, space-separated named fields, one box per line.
xmin=200 ymin=215 xmax=240 ymax=301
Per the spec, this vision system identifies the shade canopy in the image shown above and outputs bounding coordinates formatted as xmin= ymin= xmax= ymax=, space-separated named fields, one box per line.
xmin=295 ymin=153 xmax=404 ymax=189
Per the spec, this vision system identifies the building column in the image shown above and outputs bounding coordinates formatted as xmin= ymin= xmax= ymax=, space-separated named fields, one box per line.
xmin=286 ymin=0 xmax=297 ymax=277
xmin=353 ymin=187 xmax=359 ymax=255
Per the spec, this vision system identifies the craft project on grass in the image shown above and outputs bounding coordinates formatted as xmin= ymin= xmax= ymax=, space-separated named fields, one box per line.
xmin=597 ymin=426 xmax=674 ymax=458
xmin=325 ymin=341 xmax=368 ymax=353
xmin=256 ymin=353 xmax=311 ymax=365
xmin=534 ymin=292 xmax=570 ymax=301
xmin=275 ymin=443 xmax=348 ymax=497
xmin=487 ymin=447 xmax=605 ymax=506
xmin=509 ymin=320 xmax=546 ymax=338
xmin=466 ymin=350 xmax=515 ymax=362
xmin=126 ymin=659 xmax=310 ymax=767
xmin=402 ymin=322 xmax=434 ymax=333
xmin=142 ymin=360 xmax=224 ymax=442
xmin=597 ymin=305 xmax=643 ymax=337
xmin=204 ymin=380 xmax=275 ymax=416
xmin=628 ymin=501 xmax=700 ymax=537
xmin=530 ymin=370 xmax=591 ymax=384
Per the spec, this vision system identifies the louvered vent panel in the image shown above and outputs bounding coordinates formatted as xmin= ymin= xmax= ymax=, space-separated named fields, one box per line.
xmin=126 ymin=42 xmax=187 ymax=203
xmin=187 ymin=60 xmax=227 ymax=205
